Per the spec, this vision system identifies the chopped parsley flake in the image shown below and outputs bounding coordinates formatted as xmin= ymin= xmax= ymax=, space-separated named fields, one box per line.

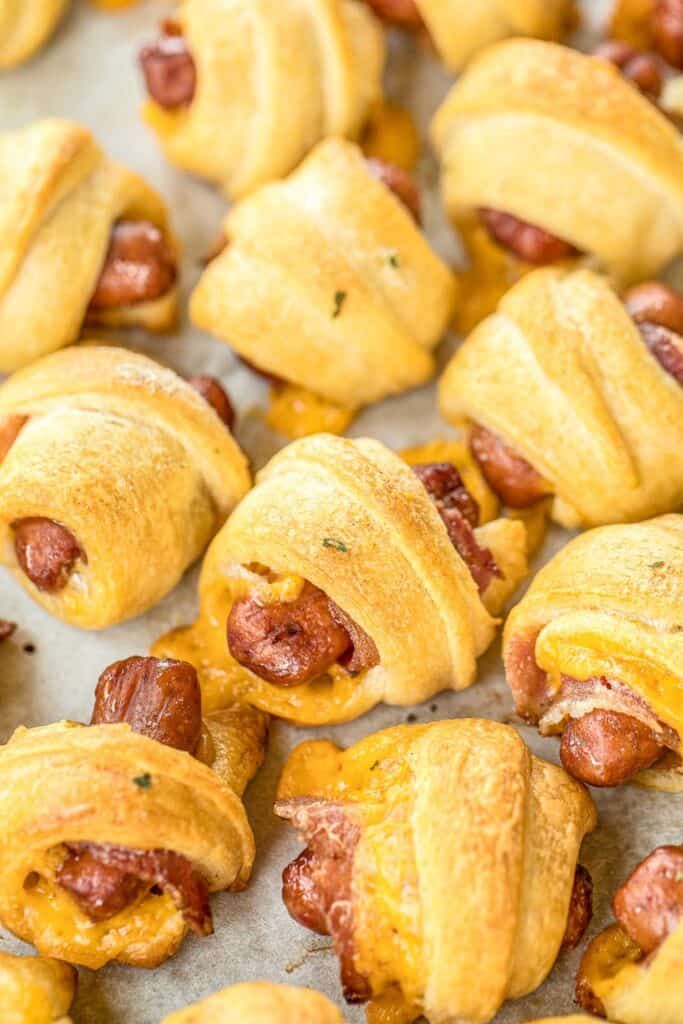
xmin=332 ymin=291 xmax=347 ymax=319
xmin=650 ymin=561 xmax=665 ymax=569
xmin=133 ymin=773 xmax=152 ymax=789
xmin=323 ymin=538 xmax=348 ymax=553
xmin=387 ymin=251 xmax=401 ymax=269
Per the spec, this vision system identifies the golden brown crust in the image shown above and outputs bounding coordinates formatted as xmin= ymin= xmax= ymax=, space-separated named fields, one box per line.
xmin=161 ymin=982 xmax=346 ymax=1023
xmin=0 ymin=345 xmax=251 ymax=628
xmin=154 ymin=433 xmax=528 ymax=724
xmin=0 ymin=119 xmax=179 ymax=373
xmin=0 ymin=1 xmax=69 ymax=68
xmin=142 ymin=0 xmax=385 ymax=198
xmin=0 ymin=705 xmax=266 ymax=969
xmin=190 ymin=139 xmax=457 ymax=424
xmin=431 ymin=40 xmax=683 ymax=287
xmin=0 ymin=951 xmax=76 ymax=1024
xmin=439 ymin=268 xmax=683 ymax=528
xmin=417 ymin=0 xmax=577 ymax=72
xmin=503 ymin=515 xmax=683 ymax=791
xmin=276 ymin=719 xmax=596 ymax=1023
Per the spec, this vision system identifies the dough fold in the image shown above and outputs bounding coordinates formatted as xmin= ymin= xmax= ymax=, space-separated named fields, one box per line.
xmin=0 ymin=705 xmax=264 ymax=969
xmin=161 ymin=982 xmax=346 ymax=1023
xmin=190 ymin=139 xmax=457 ymax=429
xmin=154 ymin=433 xmax=528 ymax=724
xmin=0 ymin=951 xmax=76 ymax=1024
xmin=142 ymin=0 xmax=385 ymax=198
xmin=439 ymin=267 xmax=683 ymax=528
xmin=503 ymin=514 xmax=683 ymax=792
xmin=276 ymin=718 xmax=596 ymax=1024
xmin=0 ymin=119 xmax=178 ymax=373
xmin=0 ymin=345 xmax=251 ymax=628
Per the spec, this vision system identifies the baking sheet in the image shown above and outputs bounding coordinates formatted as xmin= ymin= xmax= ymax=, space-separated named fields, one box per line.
xmin=1 ymin=2 xmax=681 ymax=1021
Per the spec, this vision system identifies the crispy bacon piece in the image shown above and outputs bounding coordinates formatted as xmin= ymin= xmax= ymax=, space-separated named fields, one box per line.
xmin=57 ymin=843 xmax=212 ymax=935
xmin=278 ymin=798 xmax=370 ymax=1003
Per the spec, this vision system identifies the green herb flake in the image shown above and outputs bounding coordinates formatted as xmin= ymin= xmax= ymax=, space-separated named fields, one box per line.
xmin=650 ymin=561 xmax=665 ymax=570
xmin=133 ymin=773 xmax=152 ymax=789
xmin=332 ymin=290 xmax=347 ymax=319
xmin=387 ymin=251 xmax=401 ymax=269
xmin=323 ymin=537 xmax=348 ymax=553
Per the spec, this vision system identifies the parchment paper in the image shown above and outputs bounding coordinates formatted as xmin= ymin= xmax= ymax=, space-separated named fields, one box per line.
xmin=1 ymin=2 xmax=681 ymax=1021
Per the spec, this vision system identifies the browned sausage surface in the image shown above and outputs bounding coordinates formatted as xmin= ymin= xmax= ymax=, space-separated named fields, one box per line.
xmin=139 ymin=19 xmax=196 ymax=109
xmin=327 ymin=601 xmax=380 ymax=675
xmin=479 ymin=208 xmax=579 ymax=265
xmin=594 ymin=40 xmax=663 ymax=97
xmin=228 ymin=582 xmax=353 ymax=687
xmin=624 ymin=280 xmax=683 ymax=334
xmin=91 ymin=656 xmax=203 ymax=755
xmin=0 ymin=415 xmax=28 ymax=464
xmin=361 ymin=0 xmax=423 ymax=29
xmin=12 ymin=518 xmax=85 ymax=594
xmin=87 ymin=221 xmax=176 ymax=311
xmin=187 ymin=375 xmax=236 ymax=430
xmin=469 ymin=424 xmax=552 ymax=508
xmin=560 ymin=709 xmax=665 ymax=787
xmin=639 ymin=322 xmax=683 ymax=385
xmin=279 ymin=799 xmax=370 ymax=1003
xmin=56 ymin=843 xmax=212 ymax=935
xmin=613 ymin=845 xmax=683 ymax=954
xmin=653 ymin=0 xmax=683 ymax=68
xmin=562 ymin=864 xmax=594 ymax=950
xmin=366 ymin=158 xmax=422 ymax=224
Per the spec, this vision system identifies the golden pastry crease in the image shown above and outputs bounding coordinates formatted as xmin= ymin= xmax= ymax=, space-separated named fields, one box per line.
xmin=0 ymin=345 xmax=251 ymax=628
xmin=154 ymin=433 xmax=528 ymax=724
xmin=503 ymin=514 xmax=683 ymax=791
xmin=431 ymin=39 xmax=683 ymax=317
xmin=190 ymin=139 xmax=457 ymax=430
xmin=276 ymin=718 xmax=596 ymax=1024
xmin=161 ymin=981 xmax=346 ymax=1023
xmin=0 ymin=705 xmax=265 ymax=969
xmin=439 ymin=268 xmax=683 ymax=528
xmin=0 ymin=119 xmax=178 ymax=373
xmin=142 ymin=0 xmax=385 ymax=198
xmin=0 ymin=1 xmax=68 ymax=68
xmin=416 ymin=0 xmax=577 ymax=72
xmin=0 ymin=951 xmax=76 ymax=1024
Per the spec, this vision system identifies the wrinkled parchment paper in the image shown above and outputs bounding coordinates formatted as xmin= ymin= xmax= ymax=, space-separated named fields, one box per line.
xmin=1 ymin=1 xmax=681 ymax=1020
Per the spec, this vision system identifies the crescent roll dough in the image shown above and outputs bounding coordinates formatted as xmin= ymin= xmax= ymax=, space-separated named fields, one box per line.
xmin=0 ymin=119 xmax=179 ymax=373
xmin=415 ymin=0 xmax=577 ymax=72
xmin=0 ymin=2 xmax=68 ymax=68
xmin=439 ymin=268 xmax=683 ymax=529
xmin=154 ymin=433 xmax=528 ymax=724
xmin=0 ymin=952 xmax=76 ymax=1024
xmin=0 ymin=703 xmax=265 ymax=969
xmin=503 ymin=515 xmax=683 ymax=792
xmin=142 ymin=0 xmax=385 ymax=198
xmin=431 ymin=39 xmax=683 ymax=329
xmin=276 ymin=718 xmax=597 ymax=1024
xmin=162 ymin=983 xmax=346 ymax=1024
xmin=0 ymin=345 xmax=251 ymax=628
xmin=190 ymin=139 xmax=457 ymax=437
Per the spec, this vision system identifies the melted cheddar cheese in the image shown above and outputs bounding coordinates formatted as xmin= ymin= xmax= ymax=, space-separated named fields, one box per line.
xmin=265 ymin=384 xmax=356 ymax=440
xmin=362 ymin=102 xmax=421 ymax=172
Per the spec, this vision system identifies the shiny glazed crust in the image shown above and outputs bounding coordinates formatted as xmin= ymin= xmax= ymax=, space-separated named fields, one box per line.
xmin=142 ymin=0 xmax=385 ymax=198
xmin=153 ymin=433 xmax=528 ymax=724
xmin=190 ymin=139 xmax=457 ymax=411
xmin=0 ymin=119 xmax=179 ymax=373
xmin=0 ymin=707 xmax=266 ymax=969
xmin=503 ymin=515 xmax=683 ymax=791
xmin=161 ymin=982 xmax=346 ymax=1023
xmin=277 ymin=718 xmax=597 ymax=1023
xmin=417 ymin=0 xmax=577 ymax=71
xmin=0 ymin=345 xmax=251 ymax=628
xmin=431 ymin=40 xmax=683 ymax=284
xmin=0 ymin=1 xmax=69 ymax=68
xmin=439 ymin=268 xmax=683 ymax=528
xmin=0 ymin=951 xmax=77 ymax=1024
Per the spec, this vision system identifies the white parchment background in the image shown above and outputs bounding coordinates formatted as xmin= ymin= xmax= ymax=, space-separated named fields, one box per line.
xmin=1 ymin=1 xmax=681 ymax=1021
